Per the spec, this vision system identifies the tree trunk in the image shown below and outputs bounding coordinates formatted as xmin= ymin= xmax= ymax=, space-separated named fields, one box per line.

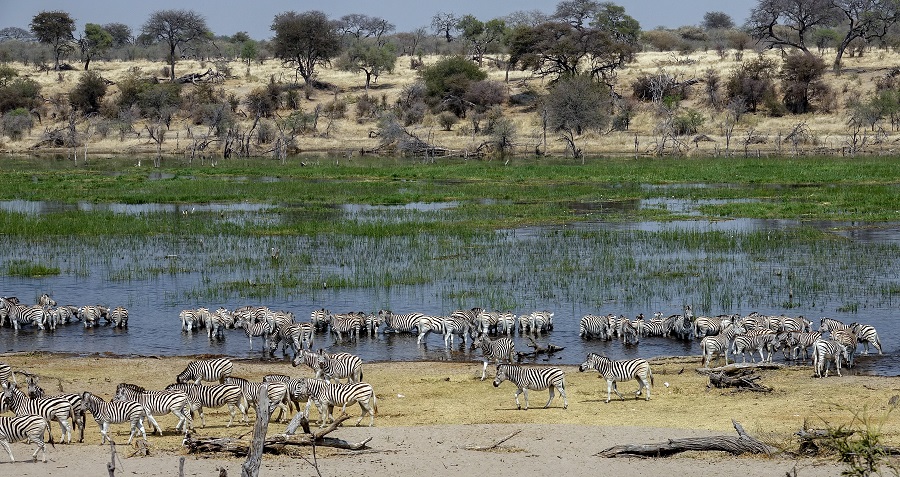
xmin=241 ymin=384 xmax=270 ymax=477
xmin=598 ymin=420 xmax=778 ymax=458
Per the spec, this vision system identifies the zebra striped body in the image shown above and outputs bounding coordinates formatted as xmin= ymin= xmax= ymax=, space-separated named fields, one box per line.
xmin=50 ymin=305 xmax=80 ymax=326
xmin=38 ymin=293 xmax=56 ymax=307
xmin=1 ymin=382 xmax=73 ymax=444
xmin=578 ymin=353 xmax=652 ymax=403
xmin=519 ymin=311 xmax=553 ymax=336
xmin=363 ymin=312 xmax=382 ymax=336
xmin=812 ymin=339 xmax=849 ymax=378
xmin=240 ymin=320 xmax=274 ymax=351
xmin=0 ymin=362 xmax=14 ymax=385
xmin=80 ymin=305 xmax=109 ymax=328
xmin=26 ymin=376 xmax=85 ymax=443
xmin=113 ymin=383 xmax=192 ymax=435
xmin=108 ymin=306 xmax=128 ymax=328
xmin=297 ymin=378 xmax=377 ymax=427
xmin=492 ymin=364 xmax=567 ymax=410
xmin=206 ymin=308 xmax=233 ymax=340
xmin=0 ymin=414 xmax=52 ymax=462
xmin=330 ymin=312 xmax=364 ymax=342
xmin=278 ymin=322 xmax=315 ymax=352
xmin=263 ymin=375 xmax=310 ymax=413
xmin=81 ymin=391 xmax=146 ymax=444
xmin=699 ymin=322 xmax=743 ymax=367
xmin=415 ymin=315 xmax=446 ymax=345
xmin=441 ymin=313 xmax=473 ymax=348
xmin=472 ymin=334 xmax=515 ymax=380
xmin=496 ymin=312 xmax=517 ymax=335
xmin=663 ymin=313 xmax=695 ymax=340
xmin=849 ymin=322 xmax=883 ymax=355
xmin=777 ymin=331 xmax=821 ymax=361
xmin=316 ymin=350 xmax=364 ymax=383
xmin=732 ymin=332 xmax=779 ymax=363
xmin=620 ymin=317 xmax=639 ymax=345
xmin=474 ymin=310 xmax=500 ymax=336
xmin=378 ymin=310 xmax=423 ymax=334
xmin=780 ymin=316 xmax=812 ymax=333
xmin=310 ymin=308 xmax=330 ymax=332
xmin=222 ymin=377 xmax=289 ymax=423
xmin=694 ymin=314 xmax=735 ymax=338
xmin=829 ymin=328 xmax=858 ymax=368
xmin=0 ymin=298 xmax=47 ymax=331
xmin=179 ymin=308 xmax=209 ymax=332
xmin=164 ymin=383 xmax=243 ymax=427
xmin=176 ymin=358 xmax=234 ymax=385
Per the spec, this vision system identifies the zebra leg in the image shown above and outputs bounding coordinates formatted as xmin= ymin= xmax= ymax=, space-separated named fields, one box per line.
xmin=557 ymin=384 xmax=568 ymax=409
xmin=57 ymin=417 xmax=72 ymax=444
xmin=481 ymin=360 xmax=489 ymax=381
xmin=0 ymin=439 xmax=14 ymax=462
xmin=99 ymin=421 xmax=110 ymax=445
xmin=544 ymin=386 xmax=555 ymax=408
xmin=146 ymin=413 xmax=163 ymax=435
xmin=610 ymin=381 xmax=625 ymax=401
xmin=514 ymin=387 xmax=523 ymax=410
xmin=28 ymin=432 xmax=46 ymax=462
xmin=635 ymin=377 xmax=645 ymax=399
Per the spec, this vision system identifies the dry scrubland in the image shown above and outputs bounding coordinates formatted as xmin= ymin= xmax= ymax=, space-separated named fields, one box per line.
xmin=1 ymin=354 xmax=897 ymax=453
xmin=3 ymin=48 xmax=900 ymax=158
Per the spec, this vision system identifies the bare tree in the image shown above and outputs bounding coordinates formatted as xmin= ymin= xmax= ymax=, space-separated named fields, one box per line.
xmin=748 ymin=0 xmax=836 ymax=53
xmin=543 ymin=73 xmax=612 ymax=162
xmin=141 ymin=9 xmax=209 ymax=81
xmin=830 ymin=0 xmax=900 ymax=72
xmin=431 ymin=12 xmax=459 ymax=42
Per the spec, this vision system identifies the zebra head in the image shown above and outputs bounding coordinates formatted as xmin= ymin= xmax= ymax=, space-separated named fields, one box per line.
xmin=492 ymin=364 xmax=510 ymax=388
xmin=578 ymin=353 xmax=602 ymax=372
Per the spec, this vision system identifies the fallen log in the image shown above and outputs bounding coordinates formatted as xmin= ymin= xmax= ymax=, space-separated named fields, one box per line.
xmin=706 ymin=368 xmax=773 ymax=393
xmin=184 ymin=413 xmax=372 ymax=456
xmin=597 ymin=420 xmax=778 ymax=458
xmin=695 ymin=362 xmax=785 ymax=375
xmin=516 ymin=336 xmax=564 ymax=361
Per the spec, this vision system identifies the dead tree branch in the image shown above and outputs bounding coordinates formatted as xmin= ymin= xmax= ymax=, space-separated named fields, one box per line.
xmin=597 ymin=420 xmax=778 ymax=458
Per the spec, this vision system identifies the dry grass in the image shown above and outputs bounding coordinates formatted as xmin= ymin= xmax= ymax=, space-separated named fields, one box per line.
xmin=2 ymin=353 xmax=897 ymax=454
xmin=3 ymin=47 xmax=900 ymax=158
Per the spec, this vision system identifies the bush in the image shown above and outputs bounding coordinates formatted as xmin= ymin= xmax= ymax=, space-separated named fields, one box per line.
xmin=256 ymin=119 xmax=274 ymax=144
xmin=322 ymin=99 xmax=347 ymax=119
xmin=69 ymin=71 xmax=108 ymax=114
xmin=438 ymin=111 xmax=458 ymax=131
xmin=673 ymin=109 xmax=705 ymax=135
xmin=642 ymin=30 xmax=681 ymax=52
xmin=780 ymin=52 xmax=830 ymax=114
xmin=421 ymin=56 xmax=487 ymax=116
xmin=725 ymin=57 xmax=778 ymax=113
xmin=0 ymin=77 xmax=41 ymax=113
xmin=1 ymin=108 xmax=33 ymax=140
xmin=245 ymin=87 xmax=278 ymax=118
xmin=632 ymin=71 xmax=691 ymax=103
xmin=117 ymin=74 xmax=181 ymax=119
xmin=355 ymin=95 xmax=380 ymax=120
xmin=464 ymin=80 xmax=507 ymax=112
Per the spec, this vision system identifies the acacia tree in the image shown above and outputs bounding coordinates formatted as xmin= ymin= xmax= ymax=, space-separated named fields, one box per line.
xmin=748 ymin=0 xmax=836 ymax=53
xmin=30 ymin=10 xmax=75 ymax=70
xmin=271 ymin=10 xmax=342 ymax=98
xmin=431 ymin=12 xmax=459 ymax=42
xmin=338 ymin=40 xmax=397 ymax=92
xmin=103 ymin=23 xmax=132 ymax=47
xmin=456 ymin=15 xmax=507 ymax=65
xmin=830 ymin=0 xmax=900 ymax=72
xmin=141 ymin=9 xmax=209 ymax=81
xmin=339 ymin=13 xmax=394 ymax=46
xmin=79 ymin=23 xmax=112 ymax=71
xmin=543 ymin=73 xmax=612 ymax=162
xmin=702 ymin=11 xmax=735 ymax=30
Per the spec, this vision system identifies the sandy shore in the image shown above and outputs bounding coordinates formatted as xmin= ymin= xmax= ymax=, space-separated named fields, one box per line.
xmin=4 ymin=424 xmax=845 ymax=477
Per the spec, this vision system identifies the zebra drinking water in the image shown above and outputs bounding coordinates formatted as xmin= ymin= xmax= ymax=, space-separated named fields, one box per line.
xmin=81 ymin=391 xmax=147 ymax=445
xmin=492 ymin=364 xmax=567 ymax=410
xmin=578 ymin=353 xmax=653 ymax=403
xmin=378 ymin=310 xmax=424 ymax=334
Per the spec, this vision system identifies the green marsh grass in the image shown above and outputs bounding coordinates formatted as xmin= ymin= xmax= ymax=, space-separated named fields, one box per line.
xmin=6 ymin=260 xmax=60 ymax=277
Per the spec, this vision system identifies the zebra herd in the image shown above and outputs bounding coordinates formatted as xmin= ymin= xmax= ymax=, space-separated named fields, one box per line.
xmin=0 ymin=294 xmax=128 ymax=331
xmin=0 ymin=351 xmax=381 ymax=462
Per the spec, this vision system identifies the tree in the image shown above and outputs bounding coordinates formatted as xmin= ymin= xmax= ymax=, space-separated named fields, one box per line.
xmin=830 ymin=0 xmax=900 ymax=72
xmin=240 ymin=40 xmax=259 ymax=66
xmin=725 ymin=57 xmax=778 ymax=113
xmin=457 ymin=16 xmax=507 ymax=65
xmin=337 ymin=40 xmax=397 ymax=92
xmin=271 ymin=10 xmax=342 ymax=98
xmin=543 ymin=73 xmax=612 ymax=161
xmin=431 ymin=12 xmax=459 ymax=42
xmin=30 ymin=10 xmax=75 ymax=70
xmin=780 ymin=51 xmax=829 ymax=113
xmin=103 ymin=23 xmax=132 ymax=47
xmin=0 ymin=27 xmax=34 ymax=42
xmin=748 ymin=0 xmax=837 ymax=53
xmin=420 ymin=56 xmax=487 ymax=116
xmin=79 ymin=23 xmax=112 ymax=71
xmin=339 ymin=14 xmax=394 ymax=46
xmin=141 ymin=9 xmax=209 ymax=81
xmin=69 ymin=71 xmax=108 ymax=113
xmin=702 ymin=11 xmax=735 ymax=30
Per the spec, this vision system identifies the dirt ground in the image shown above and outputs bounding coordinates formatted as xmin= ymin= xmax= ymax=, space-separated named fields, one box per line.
xmin=1 ymin=353 xmax=897 ymax=476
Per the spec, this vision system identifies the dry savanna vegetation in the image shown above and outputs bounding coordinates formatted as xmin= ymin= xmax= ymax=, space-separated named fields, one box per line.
xmin=2 ymin=353 xmax=898 ymax=455
xmin=4 ymin=45 xmax=900 ymax=160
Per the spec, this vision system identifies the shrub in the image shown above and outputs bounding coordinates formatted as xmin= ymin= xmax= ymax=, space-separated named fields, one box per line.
xmin=245 ymin=87 xmax=278 ymax=118
xmin=725 ymin=57 xmax=778 ymax=113
xmin=256 ymin=119 xmax=274 ymax=144
xmin=464 ymin=80 xmax=507 ymax=112
xmin=421 ymin=56 xmax=487 ymax=116
xmin=632 ymin=71 xmax=691 ymax=103
xmin=438 ymin=111 xmax=458 ymax=131
xmin=322 ymin=99 xmax=347 ymax=119
xmin=780 ymin=52 xmax=830 ymax=114
xmin=355 ymin=95 xmax=380 ymax=120
xmin=642 ymin=30 xmax=681 ymax=52
xmin=69 ymin=71 xmax=108 ymax=114
xmin=1 ymin=108 xmax=33 ymax=140
xmin=0 ymin=77 xmax=41 ymax=113
xmin=673 ymin=109 xmax=705 ymax=135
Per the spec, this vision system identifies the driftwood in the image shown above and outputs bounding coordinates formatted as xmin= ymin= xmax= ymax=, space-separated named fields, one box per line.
xmin=696 ymin=362 xmax=784 ymax=375
xmin=241 ymin=384 xmax=270 ymax=477
xmin=516 ymin=336 xmax=564 ymax=361
xmin=796 ymin=428 xmax=900 ymax=456
xmin=597 ymin=420 xmax=778 ymax=458
xmin=465 ymin=429 xmax=522 ymax=451
xmin=706 ymin=369 xmax=773 ymax=393
xmin=184 ymin=413 xmax=372 ymax=456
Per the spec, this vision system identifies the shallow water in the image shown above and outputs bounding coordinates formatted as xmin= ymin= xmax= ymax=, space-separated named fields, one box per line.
xmin=0 ymin=195 xmax=897 ymax=376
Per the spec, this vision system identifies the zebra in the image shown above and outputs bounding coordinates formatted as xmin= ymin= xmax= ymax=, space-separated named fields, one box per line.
xmin=276 ymin=322 xmax=315 ymax=353
xmin=179 ymin=308 xmax=208 ymax=332
xmin=363 ymin=312 xmax=382 ymax=336
xmin=492 ymin=364 xmax=567 ymax=410
xmin=50 ymin=305 xmax=80 ymax=326
xmin=1 ymin=382 xmax=73 ymax=444
xmin=316 ymin=349 xmax=364 ymax=384
xmin=519 ymin=311 xmax=553 ymax=336
xmin=732 ymin=332 xmax=779 ymax=363
xmin=848 ymin=322 xmax=883 ymax=355
xmin=330 ymin=312 xmax=363 ymax=342
xmin=0 ymin=362 xmax=15 ymax=386
xmin=81 ymin=391 xmax=147 ymax=445
xmin=1 ymin=298 xmax=47 ymax=331
xmin=777 ymin=331 xmax=821 ymax=361
xmin=80 ymin=305 xmax=109 ymax=328
xmin=378 ymin=310 xmax=424 ymax=334
xmin=663 ymin=312 xmax=695 ymax=340
xmin=263 ymin=375 xmax=310 ymax=414
xmin=222 ymin=377 xmax=289 ymax=424
xmin=818 ymin=317 xmax=848 ymax=333
xmin=812 ymin=339 xmax=850 ymax=378
xmin=297 ymin=378 xmax=377 ymax=427
xmin=113 ymin=383 xmax=193 ymax=435
xmin=441 ymin=313 xmax=473 ymax=348
xmin=474 ymin=310 xmax=500 ymax=335
xmin=237 ymin=318 xmax=274 ymax=351
xmin=496 ymin=312 xmax=517 ymax=336
xmin=415 ymin=315 xmax=446 ymax=345
xmin=578 ymin=353 xmax=653 ymax=403
xmin=176 ymin=357 xmax=233 ymax=385
xmin=620 ymin=317 xmax=639 ymax=345
xmin=164 ymin=383 xmax=243 ymax=428
xmin=38 ymin=293 xmax=56 ymax=307
xmin=829 ymin=328 xmax=858 ymax=368
xmin=310 ymin=308 xmax=330 ymax=332
xmin=26 ymin=375 xmax=85 ymax=443
xmin=699 ymin=321 xmax=744 ymax=367
xmin=579 ymin=314 xmax=613 ymax=340
xmin=0 ymin=414 xmax=52 ymax=463
xmin=472 ymin=333 xmax=515 ymax=381
xmin=107 ymin=306 xmax=128 ymax=328
xmin=206 ymin=308 xmax=233 ymax=340
xmin=694 ymin=314 xmax=735 ymax=338
xmin=780 ymin=316 xmax=812 ymax=333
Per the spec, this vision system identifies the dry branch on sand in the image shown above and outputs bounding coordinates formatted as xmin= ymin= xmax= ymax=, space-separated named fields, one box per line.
xmin=597 ymin=420 xmax=778 ymax=458
xmin=515 ymin=336 xmax=564 ymax=361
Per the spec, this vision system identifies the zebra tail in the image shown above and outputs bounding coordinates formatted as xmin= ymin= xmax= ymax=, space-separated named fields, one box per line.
xmin=46 ymin=419 xmax=56 ymax=449
xmin=649 ymin=368 xmax=654 ymax=386
xmin=372 ymin=393 xmax=378 ymax=416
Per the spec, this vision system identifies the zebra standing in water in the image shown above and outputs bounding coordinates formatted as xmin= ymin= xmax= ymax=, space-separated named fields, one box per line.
xmin=1 ymin=297 xmax=47 ymax=331
xmin=579 ymin=353 xmax=653 ymax=403
xmin=849 ymin=322 xmax=883 ymax=355
xmin=316 ymin=349 xmax=364 ymax=383
xmin=237 ymin=317 xmax=274 ymax=351
xmin=0 ymin=414 xmax=52 ymax=462
xmin=107 ymin=307 xmax=128 ymax=328
xmin=441 ymin=312 xmax=474 ymax=348
xmin=492 ymin=364 xmax=567 ymax=410
xmin=176 ymin=358 xmax=234 ymax=385
xmin=310 ymin=308 xmax=330 ymax=331
xmin=27 ymin=375 xmax=85 ymax=443
xmin=297 ymin=378 xmax=377 ymax=427
xmin=472 ymin=333 xmax=516 ymax=380
xmin=81 ymin=391 xmax=147 ymax=445
xmin=164 ymin=383 xmax=244 ymax=428
xmin=813 ymin=339 xmax=850 ymax=378
xmin=579 ymin=314 xmax=613 ymax=340
xmin=700 ymin=321 xmax=744 ymax=367
xmin=330 ymin=312 xmax=364 ymax=342
xmin=778 ymin=331 xmax=821 ymax=361
xmin=113 ymin=383 xmax=193 ymax=435
xmin=378 ymin=310 xmax=424 ymax=334
xmin=1 ymin=382 xmax=74 ymax=444
xmin=415 ymin=315 xmax=446 ymax=345
xmin=80 ymin=305 xmax=109 ymax=328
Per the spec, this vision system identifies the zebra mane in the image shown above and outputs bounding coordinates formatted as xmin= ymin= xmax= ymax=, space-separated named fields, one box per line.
xmin=117 ymin=382 xmax=147 ymax=393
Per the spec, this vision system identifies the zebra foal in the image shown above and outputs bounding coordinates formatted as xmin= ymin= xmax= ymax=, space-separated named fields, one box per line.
xmin=0 ymin=414 xmax=52 ymax=462
xmin=81 ymin=391 xmax=147 ymax=445
xmin=492 ymin=364 xmax=567 ymax=410
xmin=579 ymin=353 xmax=652 ymax=403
